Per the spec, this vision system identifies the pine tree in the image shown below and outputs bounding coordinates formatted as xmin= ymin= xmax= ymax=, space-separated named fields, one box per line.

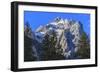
xmin=76 ymin=32 xmax=90 ymax=59
xmin=24 ymin=22 xmax=37 ymax=61
xmin=41 ymin=31 xmax=65 ymax=60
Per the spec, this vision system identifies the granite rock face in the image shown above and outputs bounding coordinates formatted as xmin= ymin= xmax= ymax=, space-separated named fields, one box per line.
xmin=35 ymin=17 xmax=84 ymax=59
xmin=24 ymin=17 xmax=86 ymax=60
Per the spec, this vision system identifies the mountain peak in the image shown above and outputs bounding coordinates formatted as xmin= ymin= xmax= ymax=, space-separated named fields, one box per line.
xmin=36 ymin=17 xmax=83 ymax=33
xmin=54 ymin=17 xmax=62 ymax=22
xmin=24 ymin=16 xmax=88 ymax=60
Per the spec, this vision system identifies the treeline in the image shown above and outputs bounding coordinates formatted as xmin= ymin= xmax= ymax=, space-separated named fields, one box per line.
xmin=41 ymin=30 xmax=65 ymax=60
xmin=76 ymin=32 xmax=90 ymax=59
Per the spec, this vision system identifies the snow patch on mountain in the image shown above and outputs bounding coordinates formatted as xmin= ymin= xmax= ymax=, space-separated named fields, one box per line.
xmin=34 ymin=17 xmax=84 ymax=58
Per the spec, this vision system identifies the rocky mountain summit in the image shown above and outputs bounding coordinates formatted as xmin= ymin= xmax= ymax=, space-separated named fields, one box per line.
xmin=24 ymin=17 xmax=90 ymax=61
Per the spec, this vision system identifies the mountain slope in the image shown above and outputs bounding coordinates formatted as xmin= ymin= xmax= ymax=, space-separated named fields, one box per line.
xmin=24 ymin=17 xmax=89 ymax=61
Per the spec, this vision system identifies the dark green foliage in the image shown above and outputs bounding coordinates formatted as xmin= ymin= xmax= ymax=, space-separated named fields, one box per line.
xmin=76 ymin=32 xmax=90 ymax=59
xmin=41 ymin=31 xmax=65 ymax=60
xmin=24 ymin=22 xmax=37 ymax=61
xmin=24 ymin=35 xmax=37 ymax=61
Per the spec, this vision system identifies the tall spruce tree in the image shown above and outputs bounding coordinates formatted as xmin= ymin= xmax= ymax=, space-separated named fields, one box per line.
xmin=76 ymin=32 xmax=90 ymax=59
xmin=41 ymin=31 xmax=65 ymax=60
xmin=24 ymin=22 xmax=37 ymax=61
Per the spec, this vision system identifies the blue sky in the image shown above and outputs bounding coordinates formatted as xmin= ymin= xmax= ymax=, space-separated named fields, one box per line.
xmin=24 ymin=11 xmax=90 ymax=36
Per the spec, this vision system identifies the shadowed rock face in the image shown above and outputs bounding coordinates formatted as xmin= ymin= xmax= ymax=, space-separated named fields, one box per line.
xmin=35 ymin=17 xmax=84 ymax=58
xmin=24 ymin=17 xmax=86 ymax=61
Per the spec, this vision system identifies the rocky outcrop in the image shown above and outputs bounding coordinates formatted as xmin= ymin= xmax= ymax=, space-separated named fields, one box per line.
xmin=24 ymin=17 xmax=88 ymax=61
